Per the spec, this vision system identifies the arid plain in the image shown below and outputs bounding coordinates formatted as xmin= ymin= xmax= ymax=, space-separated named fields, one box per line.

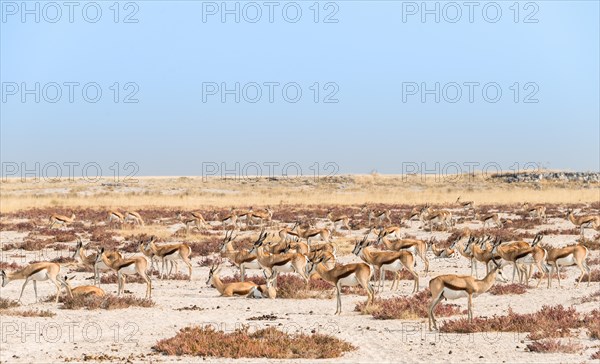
xmin=1 ymin=174 xmax=599 ymax=363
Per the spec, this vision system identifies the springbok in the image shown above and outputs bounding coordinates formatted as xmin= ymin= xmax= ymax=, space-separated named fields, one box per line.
xmin=428 ymin=259 xmax=506 ymax=330
xmin=306 ymin=255 xmax=374 ymax=315
xmin=1 ymin=262 xmax=68 ymax=303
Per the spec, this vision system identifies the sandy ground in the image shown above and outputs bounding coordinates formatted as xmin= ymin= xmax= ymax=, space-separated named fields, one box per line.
xmin=1 ymin=206 xmax=599 ymax=363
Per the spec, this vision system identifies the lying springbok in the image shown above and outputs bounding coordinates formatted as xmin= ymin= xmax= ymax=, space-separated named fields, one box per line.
xmin=206 ymin=264 xmax=258 ymax=297
xmin=247 ymin=271 xmax=277 ymax=299
xmin=60 ymin=275 xmax=106 ymax=297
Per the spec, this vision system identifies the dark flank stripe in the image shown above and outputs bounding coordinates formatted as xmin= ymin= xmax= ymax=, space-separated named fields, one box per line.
xmin=29 ymin=267 xmax=48 ymax=276
xmin=443 ymin=281 xmax=472 ymax=293
xmin=116 ymin=260 xmax=136 ymax=270
xmin=553 ymin=252 xmax=574 ymax=261
xmin=515 ymin=250 xmax=533 ymax=260
xmin=163 ymin=247 xmax=180 ymax=256
xmin=379 ymin=254 xmax=403 ymax=265
xmin=337 ymin=269 xmax=356 ymax=279
xmin=272 ymin=258 xmax=293 ymax=266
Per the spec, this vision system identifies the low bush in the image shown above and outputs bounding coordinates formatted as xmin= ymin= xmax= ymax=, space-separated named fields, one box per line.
xmin=152 ymin=326 xmax=355 ymax=359
xmin=488 ymin=284 xmax=528 ymax=295
xmin=355 ymin=289 xmax=462 ymax=320
xmin=59 ymin=294 xmax=155 ymax=310
xmin=440 ymin=305 xmax=597 ymax=342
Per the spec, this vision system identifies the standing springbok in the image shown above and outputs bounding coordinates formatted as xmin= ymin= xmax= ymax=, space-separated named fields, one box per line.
xmin=1 ymin=262 xmax=68 ymax=303
xmin=250 ymin=231 xmax=310 ymax=284
xmin=278 ymin=222 xmax=299 ymax=242
xmin=428 ymin=259 xmax=506 ymax=330
xmin=377 ymin=232 xmax=430 ymax=273
xmin=327 ymin=211 xmax=351 ymax=231
xmin=450 ymin=233 xmax=478 ymax=277
xmin=72 ymin=238 xmax=123 ymax=285
xmin=107 ymin=210 xmax=125 ymax=228
xmin=144 ymin=236 xmax=192 ymax=280
xmin=368 ymin=209 xmax=392 ymax=226
xmin=220 ymin=230 xmax=261 ymax=282
xmin=178 ymin=212 xmax=207 ymax=234
xmin=566 ymin=210 xmax=600 ymax=237
xmin=95 ymin=248 xmax=152 ymax=298
xmin=221 ymin=208 xmax=239 ymax=227
xmin=492 ymin=234 xmax=546 ymax=285
xmin=251 ymin=207 xmax=274 ymax=226
xmin=49 ymin=213 xmax=76 ymax=228
xmin=522 ymin=203 xmax=547 ymax=222
xmin=420 ymin=208 xmax=453 ymax=230
xmin=476 ymin=212 xmax=503 ymax=229
xmin=545 ymin=243 xmax=590 ymax=288
xmin=287 ymin=223 xmax=331 ymax=243
xmin=353 ymin=235 xmax=418 ymax=293
xmin=124 ymin=211 xmax=144 ymax=226
xmin=456 ymin=196 xmax=474 ymax=210
xmin=306 ymin=255 xmax=374 ymax=315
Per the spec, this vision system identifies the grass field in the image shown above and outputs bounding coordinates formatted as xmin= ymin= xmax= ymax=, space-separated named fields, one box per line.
xmin=1 ymin=174 xmax=598 ymax=213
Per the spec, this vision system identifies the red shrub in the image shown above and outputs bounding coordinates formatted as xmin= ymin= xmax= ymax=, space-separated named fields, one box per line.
xmin=355 ymin=289 xmax=462 ymax=320
xmin=488 ymin=284 xmax=528 ymax=295
xmin=440 ymin=305 xmax=583 ymax=341
xmin=152 ymin=326 xmax=355 ymax=358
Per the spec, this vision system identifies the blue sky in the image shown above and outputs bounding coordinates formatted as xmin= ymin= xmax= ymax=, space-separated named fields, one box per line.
xmin=1 ymin=1 xmax=599 ymax=177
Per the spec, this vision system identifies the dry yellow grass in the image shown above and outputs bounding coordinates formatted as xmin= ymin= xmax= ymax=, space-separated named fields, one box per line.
xmin=1 ymin=174 xmax=597 ymax=213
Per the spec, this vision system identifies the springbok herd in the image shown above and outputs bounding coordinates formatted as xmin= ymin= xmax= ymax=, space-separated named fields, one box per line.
xmin=1 ymin=200 xmax=599 ymax=331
